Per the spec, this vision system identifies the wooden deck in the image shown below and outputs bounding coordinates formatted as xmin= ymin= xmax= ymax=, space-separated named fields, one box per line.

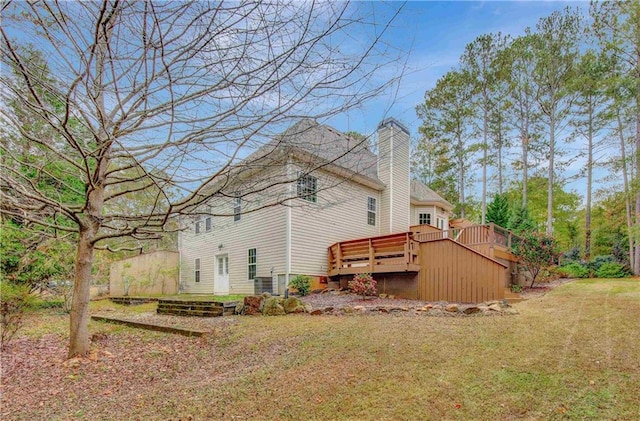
xmin=327 ymin=223 xmax=521 ymax=303
xmin=328 ymin=232 xmax=420 ymax=276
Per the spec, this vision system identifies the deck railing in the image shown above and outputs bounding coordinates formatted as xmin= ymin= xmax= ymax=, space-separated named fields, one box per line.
xmin=328 ymin=232 xmax=419 ymax=275
xmin=414 ymin=223 xmax=519 ymax=250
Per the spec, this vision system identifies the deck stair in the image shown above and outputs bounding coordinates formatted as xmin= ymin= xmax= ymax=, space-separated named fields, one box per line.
xmin=156 ymin=299 xmax=239 ymax=317
xmin=503 ymin=288 xmax=524 ymax=304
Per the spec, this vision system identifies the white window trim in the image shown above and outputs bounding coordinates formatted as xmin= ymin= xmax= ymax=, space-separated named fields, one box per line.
xmin=248 ymin=248 xmax=257 ymax=280
xmin=367 ymin=196 xmax=376 ymax=226
xmin=194 ymin=258 xmax=201 ymax=283
xmin=297 ymin=173 xmax=318 ymax=203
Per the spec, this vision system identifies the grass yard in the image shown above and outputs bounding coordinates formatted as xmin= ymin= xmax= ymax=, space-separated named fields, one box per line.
xmin=2 ymin=279 xmax=639 ymax=420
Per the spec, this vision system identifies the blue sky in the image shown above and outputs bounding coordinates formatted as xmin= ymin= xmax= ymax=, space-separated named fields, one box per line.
xmin=328 ymin=0 xmax=589 ymax=136
xmin=326 ymin=0 xmax=594 ymax=199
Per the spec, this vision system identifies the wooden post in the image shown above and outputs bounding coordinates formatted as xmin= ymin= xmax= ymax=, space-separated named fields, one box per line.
xmin=369 ymin=238 xmax=374 ymax=271
xmin=336 ymin=243 xmax=342 ymax=270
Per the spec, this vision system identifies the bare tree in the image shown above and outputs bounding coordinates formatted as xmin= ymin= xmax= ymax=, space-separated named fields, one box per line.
xmin=0 ymin=1 xmax=404 ymax=357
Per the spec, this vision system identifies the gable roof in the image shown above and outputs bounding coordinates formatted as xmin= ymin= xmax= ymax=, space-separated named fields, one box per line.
xmin=272 ymin=118 xmax=379 ymax=180
xmin=410 ymin=180 xmax=453 ymax=211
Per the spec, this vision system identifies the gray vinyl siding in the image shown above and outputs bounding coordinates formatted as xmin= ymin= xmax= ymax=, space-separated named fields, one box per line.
xmin=290 ymin=168 xmax=381 ymax=276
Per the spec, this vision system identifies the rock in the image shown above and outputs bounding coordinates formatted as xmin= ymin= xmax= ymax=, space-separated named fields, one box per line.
xmin=304 ymin=303 xmax=313 ymax=313
xmin=445 ymin=304 xmax=459 ymax=312
xmin=323 ymin=306 xmax=334 ymax=313
xmin=379 ymin=293 xmax=388 ymax=299
xmin=283 ymin=297 xmax=305 ymax=314
xmin=377 ymin=307 xmax=389 ymax=313
xmin=488 ymin=304 xmax=502 ymax=312
xmin=353 ymin=305 xmax=366 ymax=312
xmin=261 ymin=292 xmax=272 ymax=299
xmin=463 ymin=306 xmax=480 ymax=315
xmin=388 ymin=295 xmax=395 ymax=300
xmin=262 ymin=297 xmax=286 ymax=316
xmin=342 ymin=306 xmax=354 ymax=314
xmin=390 ymin=306 xmax=409 ymax=312
xmin=244 ymin=296 xmax=263 ymax=316
xmin=310 ymin=309 xmax=323 ymax=315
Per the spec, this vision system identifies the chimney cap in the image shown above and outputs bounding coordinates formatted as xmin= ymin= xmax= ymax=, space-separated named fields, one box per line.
xmin=377 ymin=117 xmax=409 ymax=135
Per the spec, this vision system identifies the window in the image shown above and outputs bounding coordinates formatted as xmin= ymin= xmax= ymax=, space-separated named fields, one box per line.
xmin=195 ymin=221 xmax=202 ymax=234
xmin=419 ymin=213 xmax=432 ymax=226
xmin=297 ymin=174 xmax=317 ymax=203
xmin=248 ymin=248 xmax=257 ymax=280
xmin=367 ymin=197 xmax=376 ymax=226
xmin=194 ymin=258 xmax=201 ymax=282
xmin=233 ymin=193 xmax=241 ymax=222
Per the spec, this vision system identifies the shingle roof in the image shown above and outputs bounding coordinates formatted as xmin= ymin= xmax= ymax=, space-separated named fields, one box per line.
xmin=410 ymin=180 xmax=453 ymax=211
xmin=270 ymin=118 xmax=379 ymax=181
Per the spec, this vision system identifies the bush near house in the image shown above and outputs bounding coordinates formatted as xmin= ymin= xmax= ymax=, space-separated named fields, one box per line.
xmin=288 ymin=275 xmax=311 ymax=297
xmin=349 ymin=273 xmax=377 ymax=299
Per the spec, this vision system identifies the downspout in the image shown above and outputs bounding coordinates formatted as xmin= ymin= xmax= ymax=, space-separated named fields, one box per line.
xmin=178 ymin=216 xmax=182 ymax=294
xmin=285 ymin=155 xmax=292 ymax=288
xmin=389 ymin=127 xmax=394 ymax=232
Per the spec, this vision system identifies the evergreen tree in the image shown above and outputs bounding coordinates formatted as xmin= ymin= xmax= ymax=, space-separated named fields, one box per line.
xmin=486 ymin=193 xmax=511 ymax=228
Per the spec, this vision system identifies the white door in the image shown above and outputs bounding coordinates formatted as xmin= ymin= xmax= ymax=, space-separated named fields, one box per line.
xmin=215 ymin=254 xmax=229 ymax=295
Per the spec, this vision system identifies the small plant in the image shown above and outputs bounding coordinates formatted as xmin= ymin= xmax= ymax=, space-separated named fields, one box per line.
xmin=596 ymin=262 xmax=629 ymax=279
xmin=1 ymin=282 xmax=34 ymax=349
xmin=510 ymin=284 xmax=523 ymax=293
xmin=288 ymin=275 xmax=311 ymax=296
xmin=349 ymin=273 xmax=377 ymax=299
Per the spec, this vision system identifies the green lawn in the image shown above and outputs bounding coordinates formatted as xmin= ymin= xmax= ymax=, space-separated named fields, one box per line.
xmin=3 ymin=278 xmax=639 ymax=420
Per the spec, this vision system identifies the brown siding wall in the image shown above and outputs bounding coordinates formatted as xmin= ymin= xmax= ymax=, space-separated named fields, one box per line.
xmin=418 ymin=239 xmax=506 ymax=303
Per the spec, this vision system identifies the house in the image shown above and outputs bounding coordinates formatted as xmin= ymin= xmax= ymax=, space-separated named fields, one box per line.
xmin=179 ymin=117 xmax=457 ymax=296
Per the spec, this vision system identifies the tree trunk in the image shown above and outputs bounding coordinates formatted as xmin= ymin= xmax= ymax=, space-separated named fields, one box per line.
xmin=585 ymin=109 xmax=593 ymax=261
xmin=547 ymin=116 xmax=555 ymax=236
xmin=68 ymin=227 xmax=95 ymax=357
xmin=481 ymin=106 xmax=488 ymax=224
xmin=617 ymin=110 xmax=634 ymax=273
xmin=635 ymin=101 xmax=640 ymax=275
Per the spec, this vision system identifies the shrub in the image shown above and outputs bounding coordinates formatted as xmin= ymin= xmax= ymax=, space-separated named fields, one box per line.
xmin=586 ymin=255 xmax=614 ymax=276
xmin=596 ymin=262 xmax=629 ymax=278
xmin=560 ymin=262 xmax=589 ymax=279
xmin=288 ymin=275 xmax=311 ymax=297
xmin=349 ymin=273 xmax=377 ymax=299
xmin=511 ymin=232 xmax=559 ymax=288
xmin=1 ymin=282 xmax=34 ymax=349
